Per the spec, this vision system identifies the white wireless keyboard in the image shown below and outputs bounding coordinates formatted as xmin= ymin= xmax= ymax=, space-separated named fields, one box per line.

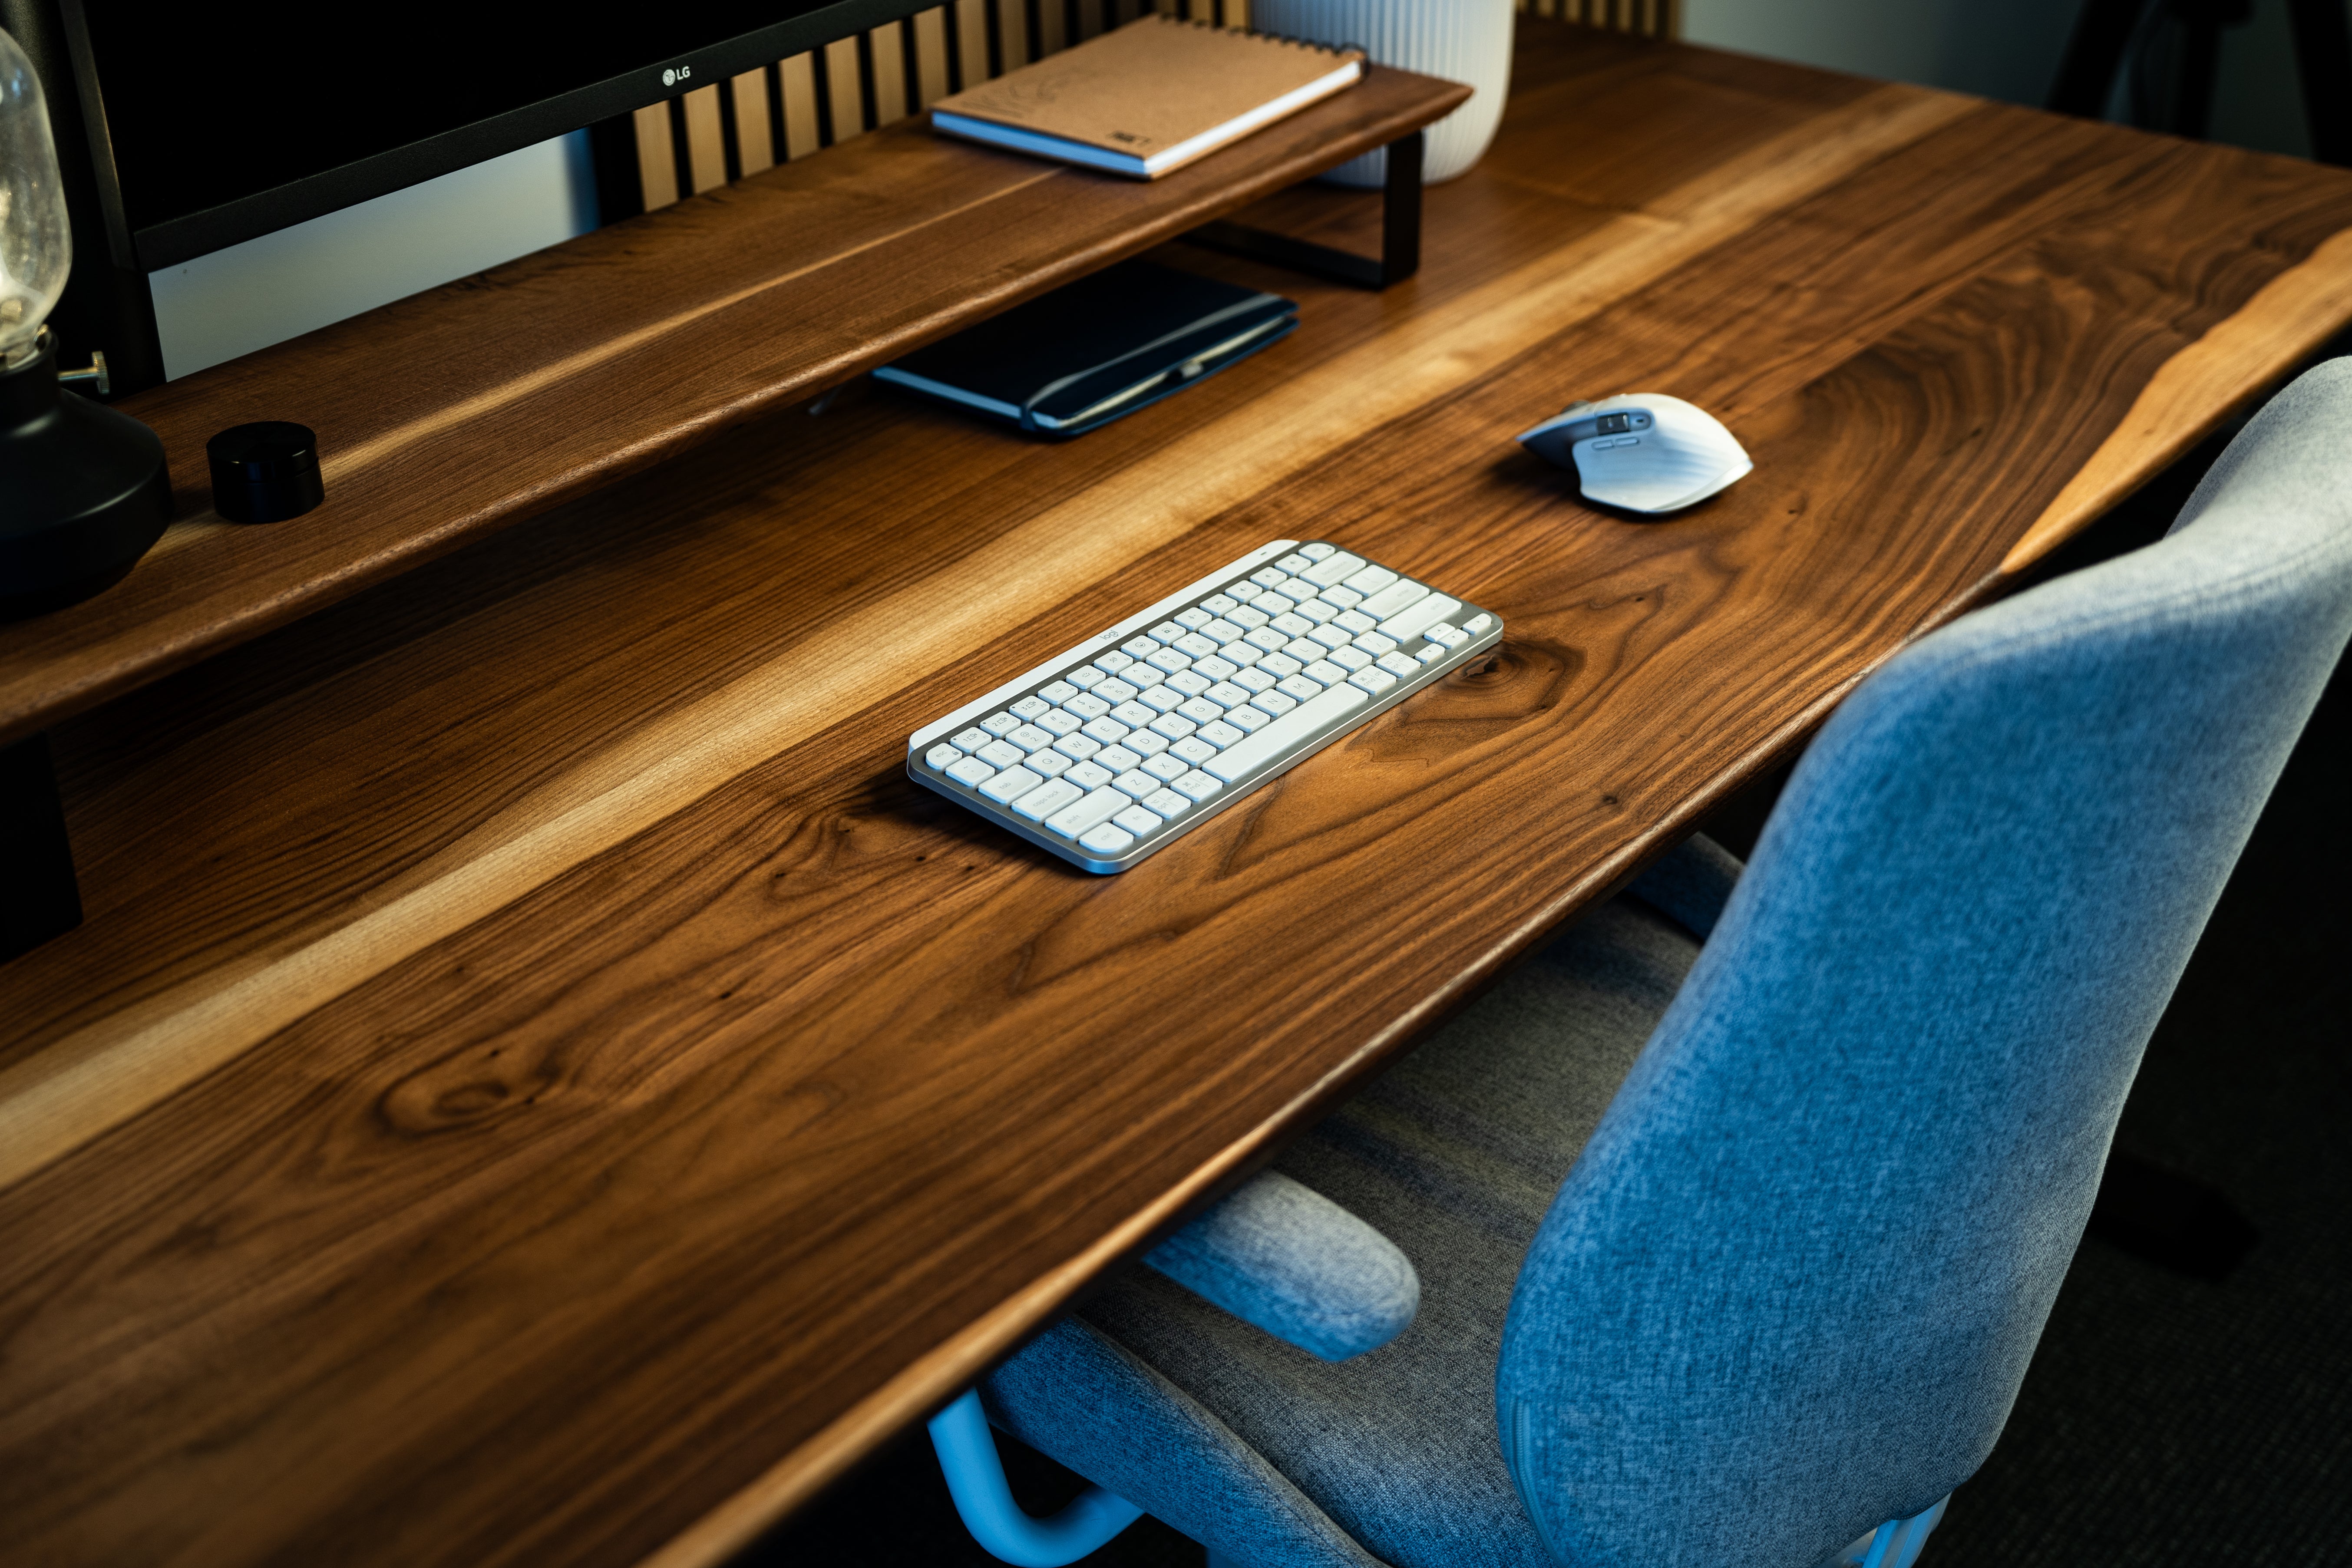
xmin=907 ymin=540 xmax=1503 ymax=872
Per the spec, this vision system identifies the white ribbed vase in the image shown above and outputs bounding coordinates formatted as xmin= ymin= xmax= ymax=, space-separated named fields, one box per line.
xmin=1250 ymin=0 xmax=1513 ymax=185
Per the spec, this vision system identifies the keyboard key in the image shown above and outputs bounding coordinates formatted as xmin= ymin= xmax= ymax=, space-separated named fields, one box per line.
xmin=1126 ymin=730 xmax=1170 ymax=756
xmin=979 ymin=739 xmax=1027 ymax=768
xmin=1329 ymin=647 xmax=1373 ymax=671
xmin=1011 ymin=695 xmax=1052 ymax=720
xmin=1097 ymin=744 xmax=1143 ymax=772
xmin=1462 ymin=613 xmax=1494 ymax=634
xmin=1012 ymin=778 xmax=1084 ymax=822
xmin=1066 ymin=667 xmax=1107 ymax=690
xmin=1097 ymin=650 xmax=1135 ymax=673
xmin=1066 ymin=760 xmax=1114 ymax=790
xmin=1343 ymin=564 xmax=1397 ymax=594
xmin=1144 ymin=787 xmax=1193 ymax=817
xmin=1423 ymin=622 xmax=1469 ymax=649
xmin=1201 ymin=618 xmax=1245 ymax=645
xmin=1201 ymin=594 xmax=1237 ymax=615
xmin=1204 ymin=681 xmax=1253 ymax=708
xmin=1122 ymin=636 xmax=1160 ymax=659
xmin=1171 ymin=736 xmax=1220 ymax=766
xmin=1028 ymin=748 xmax=1073 ymax=776
xmin=946 ymin=756 xmax=996 ymax=788
xmin=981 ymin=712 xmax=1021 ymax=737
xmin=1194 ymin=654 xmax=1240 ymax=680
xmin=1229 ymin=605 xmax=1271 ymax=629
xmin=1259 ymin=652 xmax=1304 ymax=677
xmin=925 ymin=743 xmax=962 ymax=769
xmin=1037 ymin=709 xmax=1083 ymax=736
xmin=1116 ymin=768 xmax=1164 ymax=796
xmin=1198 ymin=720 xmax=1244 ymax=748
xmin=979 ymin=766 xmax=1042 ymax=804
xmin=1149 ymin=622 xmax=1187 ymax=644
xmin=1233 ymin=667 xmax=1277 ymax=693
xmin=1301 ymin=550 xmax=1364 ymax=586
xmin=1299 ymin=543 xmax=1336 ymax=561
xmin=1205 ymin=682 xmax=1368 ymax=782
xmin=1150 ymin=713 xmax=1197 ymax=740
xmin=1044 ymin=786 xmax=1130 ymax=837
xmin=1283 ymin=638 xmax=1325 ymax=663
xmin=1079 ymin=823 xmax=1135 ymax=855
xmin=1166 ymin=670 xmax=1213 ymax=697
xmin=1095 ymin=677 xmax=1140 ymax=702
xmin=1175 ymin=607 xmax=1213 ymax=631
xmin=1334 ymin=609 xmax=1377 ymax=634
xmin=1274 ymin=576 xmax=1321 ymax=603
xmin=1008 ymin=723 xmax=1056 ymax=752
xmin=1109 ymin=701 xmax=1157 ymax=726
xmin=1223 ymin=703 xmax=1269 ymax=733
xmin=1309 ymin=624 xmax=1352 ymax=651
xmin=1039 ymin=681 xmax=1078 ymax=704
xmin=1417 ymin=643 xmax=1447 ymax=663
xmin=1253 ymin=689 xmax=1298 ymax=717
xmin=1319 ymin=586 xmax=1363 ymax=612
xmin=1378 ymin=593 xmax=1461 ymax=642
xmin=1112 ymin=804 xmax=1163 ymax=835
xmin=1140 ymin=686 xmax=1186 ymax=714
xmin=1277 ymin=674 xmax=1325 ymax=702
xmin=1064 ymin=692 xmax=1111 ymax=720
xmin=1292 ymin=598 xmax=1337 ymax=625
xmin=1357 ymin=578 xmax=1429 ymax=620
xmin=1227 ymin=582 xmax=1263 ymax=603
xmin=1177 ymin=697 xmax=1224 ymax=724
xmin=1081 ymin=716 xmax=1132 ymax=745
xmin=1268 ymin=612 xmax=1312 ymax=637
xmin=1377 ymin=651 xmax=1422 ymax=677
xmin=1141 ymin=754 xmax=1188 ymax=782
xmin=1244 ymin=627 xmax=1290 ymax=654
xmin=1274 ymin=552 xmax=1312 ymax=574
xmin=1146 ymin=647 xmax=1193 ymax=675
xmin=1348 ymin=667 xmax=1397 ymax=695
xmin=1173 ymin=633 xmax=1220 ymax=659
xmin=1173 ymin=769 xmax=1224 ymax=802
xmin=950 ymin=727 xmax=993 ymax=753
xmin=1354 ymin=631 xmax=1398 ymax=657
xmin=1250 ymin=566 xmax=1289 ymax=588
xmin=1302 ymin=660 xmax=1349 ymax=686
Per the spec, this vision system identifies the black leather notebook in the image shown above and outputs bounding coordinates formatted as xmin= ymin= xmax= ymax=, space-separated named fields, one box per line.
xmin=873 ymin=261 xmax=1298 ymax=438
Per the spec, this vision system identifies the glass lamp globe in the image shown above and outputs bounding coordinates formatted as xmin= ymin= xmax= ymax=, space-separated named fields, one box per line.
xmin=1 ymin=27 xmax=69 ymax=366
xmin=1 ymin=26 xmax=171 ymax=621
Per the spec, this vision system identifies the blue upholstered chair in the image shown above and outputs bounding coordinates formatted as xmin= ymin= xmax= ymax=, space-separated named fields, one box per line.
xmin=928 ymin=358 xmax=2352 ymax=1568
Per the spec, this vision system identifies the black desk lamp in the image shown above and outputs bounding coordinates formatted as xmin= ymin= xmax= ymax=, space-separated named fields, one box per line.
xmin=0 ymin=28 xmax=169 ymax=622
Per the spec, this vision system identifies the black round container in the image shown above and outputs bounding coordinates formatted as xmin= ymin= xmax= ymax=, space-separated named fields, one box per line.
xmin=207 ymin=421 xmax=324 ymax=523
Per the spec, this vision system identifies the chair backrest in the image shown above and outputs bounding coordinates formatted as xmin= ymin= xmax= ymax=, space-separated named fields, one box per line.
xmin=1496 ymin=359 xmax=2352 ymax=1568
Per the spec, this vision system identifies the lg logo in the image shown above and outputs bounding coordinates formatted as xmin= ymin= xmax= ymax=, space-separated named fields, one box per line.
xmin=661 ymin=64 xmax=694 ymax=86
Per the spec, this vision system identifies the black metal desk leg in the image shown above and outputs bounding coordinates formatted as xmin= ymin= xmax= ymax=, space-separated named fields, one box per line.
xmin=1182 ymin=129 xmax=1428 ymax=290
xmin=2 ymin=731 xmax=82 ymax=962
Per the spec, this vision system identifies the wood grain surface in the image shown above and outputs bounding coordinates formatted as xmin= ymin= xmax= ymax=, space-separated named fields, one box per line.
xmin=4 ymin=20 xmax=2351 ymax=1568
xmin=0 ymin=66 xmax=1468 ymax=751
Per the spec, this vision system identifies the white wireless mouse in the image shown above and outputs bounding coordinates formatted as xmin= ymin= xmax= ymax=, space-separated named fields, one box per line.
xmin=1515 ymin=393 xmax=1753 ymax=515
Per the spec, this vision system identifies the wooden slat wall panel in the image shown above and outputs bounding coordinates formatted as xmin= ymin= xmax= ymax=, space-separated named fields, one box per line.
xmin=1520 ymin=0 xmax=1678 ymax=35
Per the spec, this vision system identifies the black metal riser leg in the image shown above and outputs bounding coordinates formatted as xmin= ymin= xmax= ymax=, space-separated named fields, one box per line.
xmin=1183 ymin=129 xmax=1426 ymax=290
xmin=2 ymin=731 xmax=83 ymax=963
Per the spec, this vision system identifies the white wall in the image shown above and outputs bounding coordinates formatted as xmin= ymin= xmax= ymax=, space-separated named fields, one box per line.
xmin=1681 ymin=0 xmax=2335 ymax=160
xmin=149 ymin=131 xmax=598 ymax=380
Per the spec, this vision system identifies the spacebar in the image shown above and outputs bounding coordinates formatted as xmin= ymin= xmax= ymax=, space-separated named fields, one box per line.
xmin=1204 ymin=684 xmax=1368 ymax=782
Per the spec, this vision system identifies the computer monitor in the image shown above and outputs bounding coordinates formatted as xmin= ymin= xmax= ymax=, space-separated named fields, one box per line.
xmin=5 ymin=0 xmax=940 ymax=392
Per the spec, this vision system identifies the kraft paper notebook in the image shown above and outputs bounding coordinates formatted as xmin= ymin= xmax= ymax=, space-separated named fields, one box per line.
xmin=928 ymin=15 xmax=1366 ymax=179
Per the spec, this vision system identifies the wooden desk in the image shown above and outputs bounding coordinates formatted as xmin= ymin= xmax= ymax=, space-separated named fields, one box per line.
xmin=5 ymin=20 xmax=2351 ymax=1568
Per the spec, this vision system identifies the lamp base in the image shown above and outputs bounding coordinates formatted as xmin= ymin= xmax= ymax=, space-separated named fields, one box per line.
xmin=0 ymin=332 xmax=172 ymax=623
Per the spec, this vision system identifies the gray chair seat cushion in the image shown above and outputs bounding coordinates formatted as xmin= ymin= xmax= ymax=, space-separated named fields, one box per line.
xmin=987 ymin=892 xmax=1706 ymax=1568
